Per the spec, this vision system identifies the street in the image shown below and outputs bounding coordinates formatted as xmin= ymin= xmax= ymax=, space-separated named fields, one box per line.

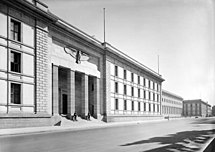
xmin=0 ymin=117 xmax=215 ymax=152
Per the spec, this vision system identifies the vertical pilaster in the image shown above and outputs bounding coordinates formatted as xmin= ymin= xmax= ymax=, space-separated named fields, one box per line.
xmin=35 ymin=23 xmax=48 ymax=114
xmin=81 ymin=74 xmax=88 ymax=117
xmin=68 ymin=70 xmax=75 ymax=116
xmin=93 ymin=77 xmax=100 ymax=118
xmin=52 ymin=65 xmax=59 ymax=115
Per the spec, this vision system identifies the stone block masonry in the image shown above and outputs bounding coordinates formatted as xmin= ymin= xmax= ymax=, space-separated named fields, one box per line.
xmin=36 ymin=26 xmax=48 ymax=113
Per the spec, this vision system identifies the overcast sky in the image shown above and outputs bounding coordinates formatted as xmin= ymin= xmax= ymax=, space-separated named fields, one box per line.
xmin=41 ymin=0 xmax=215 ymax=106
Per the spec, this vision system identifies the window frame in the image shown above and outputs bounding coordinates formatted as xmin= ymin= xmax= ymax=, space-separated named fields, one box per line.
xmin=10 ymin=18 xmax=21 ymax=42
xmin=10 ymin=50 xmax=21 ymax=73
xmin=10 ymin=83 xmax=21 ymax=104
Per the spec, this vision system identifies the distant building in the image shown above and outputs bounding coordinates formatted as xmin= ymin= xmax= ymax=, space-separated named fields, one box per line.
xmin=161 ymin=90 xmax=183 ymax=118
xmin=183 ymin=99 xmax=211 ymax=117
xmin=0 ymin=0 xmax=164 ymax=128
xmin=212 ymin=106 xmax=215 ymax=116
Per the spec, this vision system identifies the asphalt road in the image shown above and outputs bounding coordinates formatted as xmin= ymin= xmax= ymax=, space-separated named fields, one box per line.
xmin=0 ymin=117 xmax=215 ymax=152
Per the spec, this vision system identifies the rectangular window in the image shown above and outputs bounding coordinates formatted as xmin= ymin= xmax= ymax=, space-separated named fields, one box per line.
xmin=131 ymin=87 xmax=134 ymax=96
xmin=153 ymin=93 xmax=155 ymax=101
xmin=131 ymin=101 xmax=134 ymax=111
xmin=11 ymin=83 xmax=21 ymax=104
xmin=153 ymin=82 xmax=155 ymax=90
xmin=124 ymin=100 xmax=127 ymax=110
xmin=157 ymin=94 xmax=159 ymax=102
xmin=131 ymin=73 xmax=134 ymax=82
xmin=115 ymin=99 xmax=118 ymax=110
xmin=11 ymin=19 xmax=21 ymax=42
xmin=138 ymin=102 xmax=141 ymax=111
xmin=153 ymin=104 xmax=155 ymax=112
xmin=115 ymin=65 xmax=118 ymax=76
xmin=148 ymin=80 xmax=151 ymax=88
xmin=157 ymin=84 xmax=159 ymax=91
xmin=149 ymin=103 xmax=151 ymax=112
xmin=11 ymin=51 xmax=21 ymax=73
xmin=115 ymin=82 xmax=118 ymax=93
xmin=143 ymin=90 xmax=146 ymax=99
xmin=148 ymin=91 xmax=151 ymax=100
xmin=124 ymin=69 xmax=127 ymax=80
xmin=143 ymin=78 xmax=146 ymax=86
xmin=138 ymin=76 xmax=140 ymax=84
xmin=144 ymin=103 xmax=146 ymax=111
xmin=124 ymin=85 xmax=127 ymax=95
xmin=157 ymin=105 xmax=159 ymax=112
xmin=138 ymin=89 xmax=140 ymax=98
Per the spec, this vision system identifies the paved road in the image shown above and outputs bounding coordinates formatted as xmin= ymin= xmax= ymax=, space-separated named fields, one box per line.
xmin=0 ymin=118 xmax=215 ymax=152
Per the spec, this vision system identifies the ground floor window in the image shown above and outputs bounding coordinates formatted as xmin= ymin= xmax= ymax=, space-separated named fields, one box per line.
xmin=11 ymin=83 xmax=21 ymax=104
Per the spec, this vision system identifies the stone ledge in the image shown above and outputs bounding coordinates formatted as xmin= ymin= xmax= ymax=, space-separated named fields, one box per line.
xmin=0 ymin=113 xmax=51 ymax=118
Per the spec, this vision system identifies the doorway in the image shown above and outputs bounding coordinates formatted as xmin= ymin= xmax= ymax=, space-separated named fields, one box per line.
xmin=62 ymin=94 xmax=68 ymax=115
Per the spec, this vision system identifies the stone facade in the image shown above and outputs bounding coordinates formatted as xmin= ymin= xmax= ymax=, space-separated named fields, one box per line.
xmin=161 ymin=90 xmax=183 ymax=118
xmin=0 ymin=0 xmax=165 ymax=128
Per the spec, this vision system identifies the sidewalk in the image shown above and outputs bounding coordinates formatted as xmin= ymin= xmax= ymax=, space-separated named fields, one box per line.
xmin=0 ymin=118 xmax=165 ymax=136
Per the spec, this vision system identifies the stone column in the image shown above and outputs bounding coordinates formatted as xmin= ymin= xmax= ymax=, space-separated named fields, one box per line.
xmin=93 ymin=77 xmax=100 ymax=118
xmin=81 ymin=73 xmax=89 ymax=117
xmin=52 ymin=65 xmax=59 ymax=115
xmin=67 ymin=70 xmax=75 ymax=117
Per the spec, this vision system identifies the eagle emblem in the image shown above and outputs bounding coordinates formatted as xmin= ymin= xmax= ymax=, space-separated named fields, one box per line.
xmin=64 ymin=47 xmax=89 ymax=64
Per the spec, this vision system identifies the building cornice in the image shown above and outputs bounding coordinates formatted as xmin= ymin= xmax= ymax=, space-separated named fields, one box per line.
xmin=162 ymin=90 xmax=183 ymax=100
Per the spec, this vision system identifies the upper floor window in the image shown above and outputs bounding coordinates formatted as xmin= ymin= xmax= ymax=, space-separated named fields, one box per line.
xmin=11 ymin=83 xmax=21 ymax=104
xmin=148 ymin=80 xmax=151 ymax=88
xmin=115 ymin=66 xmax=118 ymax=77
xmin=143 ymin=78 xmax=146 ymax=86
xmin=153 ymin=93 xmax=155 ymax=101
xmin=131 ymin=87 xmax=134 ymax=96
xmin=124 ymin=85 xmax=127 ymax=95
xmin=138 ymin=76 xmax=140 ymax=84
xmin=123 ymin=69 xmax=127 ymax=80
xmin=11 ymin=19 xmax=21 ymax=42
xmin=153 ymin=82 xmax=155 ymax=90
xmin=11 ymin=51 xmax=21 ymax=73
xmin=138 ymin=89 xmax=140 ymax=98
xmin=148 ymin=91 xmax=151 ymax=100
xmin=115 ymin=82 xmax=118 ymax=93
xmin=143 ymin=90 xmax=146 ymax=99
xmin=131 ymin=73 xmax=134 ymax=82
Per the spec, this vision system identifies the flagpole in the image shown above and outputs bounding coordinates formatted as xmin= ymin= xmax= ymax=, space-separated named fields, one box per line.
xmin=103 ymin=8 xmax=106 ymax=43
xmin=158 ymin=55 xmax=159 ymax=74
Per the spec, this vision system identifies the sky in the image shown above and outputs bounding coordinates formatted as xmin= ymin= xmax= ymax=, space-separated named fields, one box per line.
xmin=41 ymin=0 xmax=215 ymax=106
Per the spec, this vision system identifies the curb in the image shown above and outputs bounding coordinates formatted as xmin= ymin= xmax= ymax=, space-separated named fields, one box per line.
xmin=0 ymin=119 xmax=166 ymax=137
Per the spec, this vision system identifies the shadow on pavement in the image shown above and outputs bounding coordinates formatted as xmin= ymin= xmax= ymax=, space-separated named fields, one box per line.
xmin=121 ymin=129 xmax=215 ymax=152
xmin=191 ymin=118 xmax=215 ymax=125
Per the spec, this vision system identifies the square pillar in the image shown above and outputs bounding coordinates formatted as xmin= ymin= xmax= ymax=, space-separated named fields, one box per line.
xmin=52 ymin=65 xmax=59 ymax=115
xmin=81 ymin=73 xmax=89 ymax=117
xmin=93 ymin=77 xmax=100 ymax=118
xmin=68 ymin=70 xmax=75 ymax=116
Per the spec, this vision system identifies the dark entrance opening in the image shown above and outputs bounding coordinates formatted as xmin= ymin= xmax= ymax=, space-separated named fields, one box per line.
xmin=62 ymin=94 xmax=68 ymax=114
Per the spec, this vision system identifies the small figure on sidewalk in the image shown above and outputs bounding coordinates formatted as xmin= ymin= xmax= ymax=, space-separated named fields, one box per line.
xmin=73 ymin=112 xmax=77 ymax=121
xmin=86 ymin=113 xmax=90 ymax=121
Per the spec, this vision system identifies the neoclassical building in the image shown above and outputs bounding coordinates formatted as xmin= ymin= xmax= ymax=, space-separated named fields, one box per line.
xmin=183 ymin=99 xmax=211 ymax=117
xmin=161 ymin=90 xmax=183 ymax=118
xmin=0 ymin=0 xmax=164 ymax=128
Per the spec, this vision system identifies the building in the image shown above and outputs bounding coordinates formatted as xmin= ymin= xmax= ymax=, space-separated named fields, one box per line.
xmin=0 ymin=0 xmax=164 ymax=128
xmin=212 ymin=105 xmax=215 ymax=116
xmin=183 ymin=99 xmax=211 ymax=117
xmin=161 ymin=90 xmax=183 ymax=118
